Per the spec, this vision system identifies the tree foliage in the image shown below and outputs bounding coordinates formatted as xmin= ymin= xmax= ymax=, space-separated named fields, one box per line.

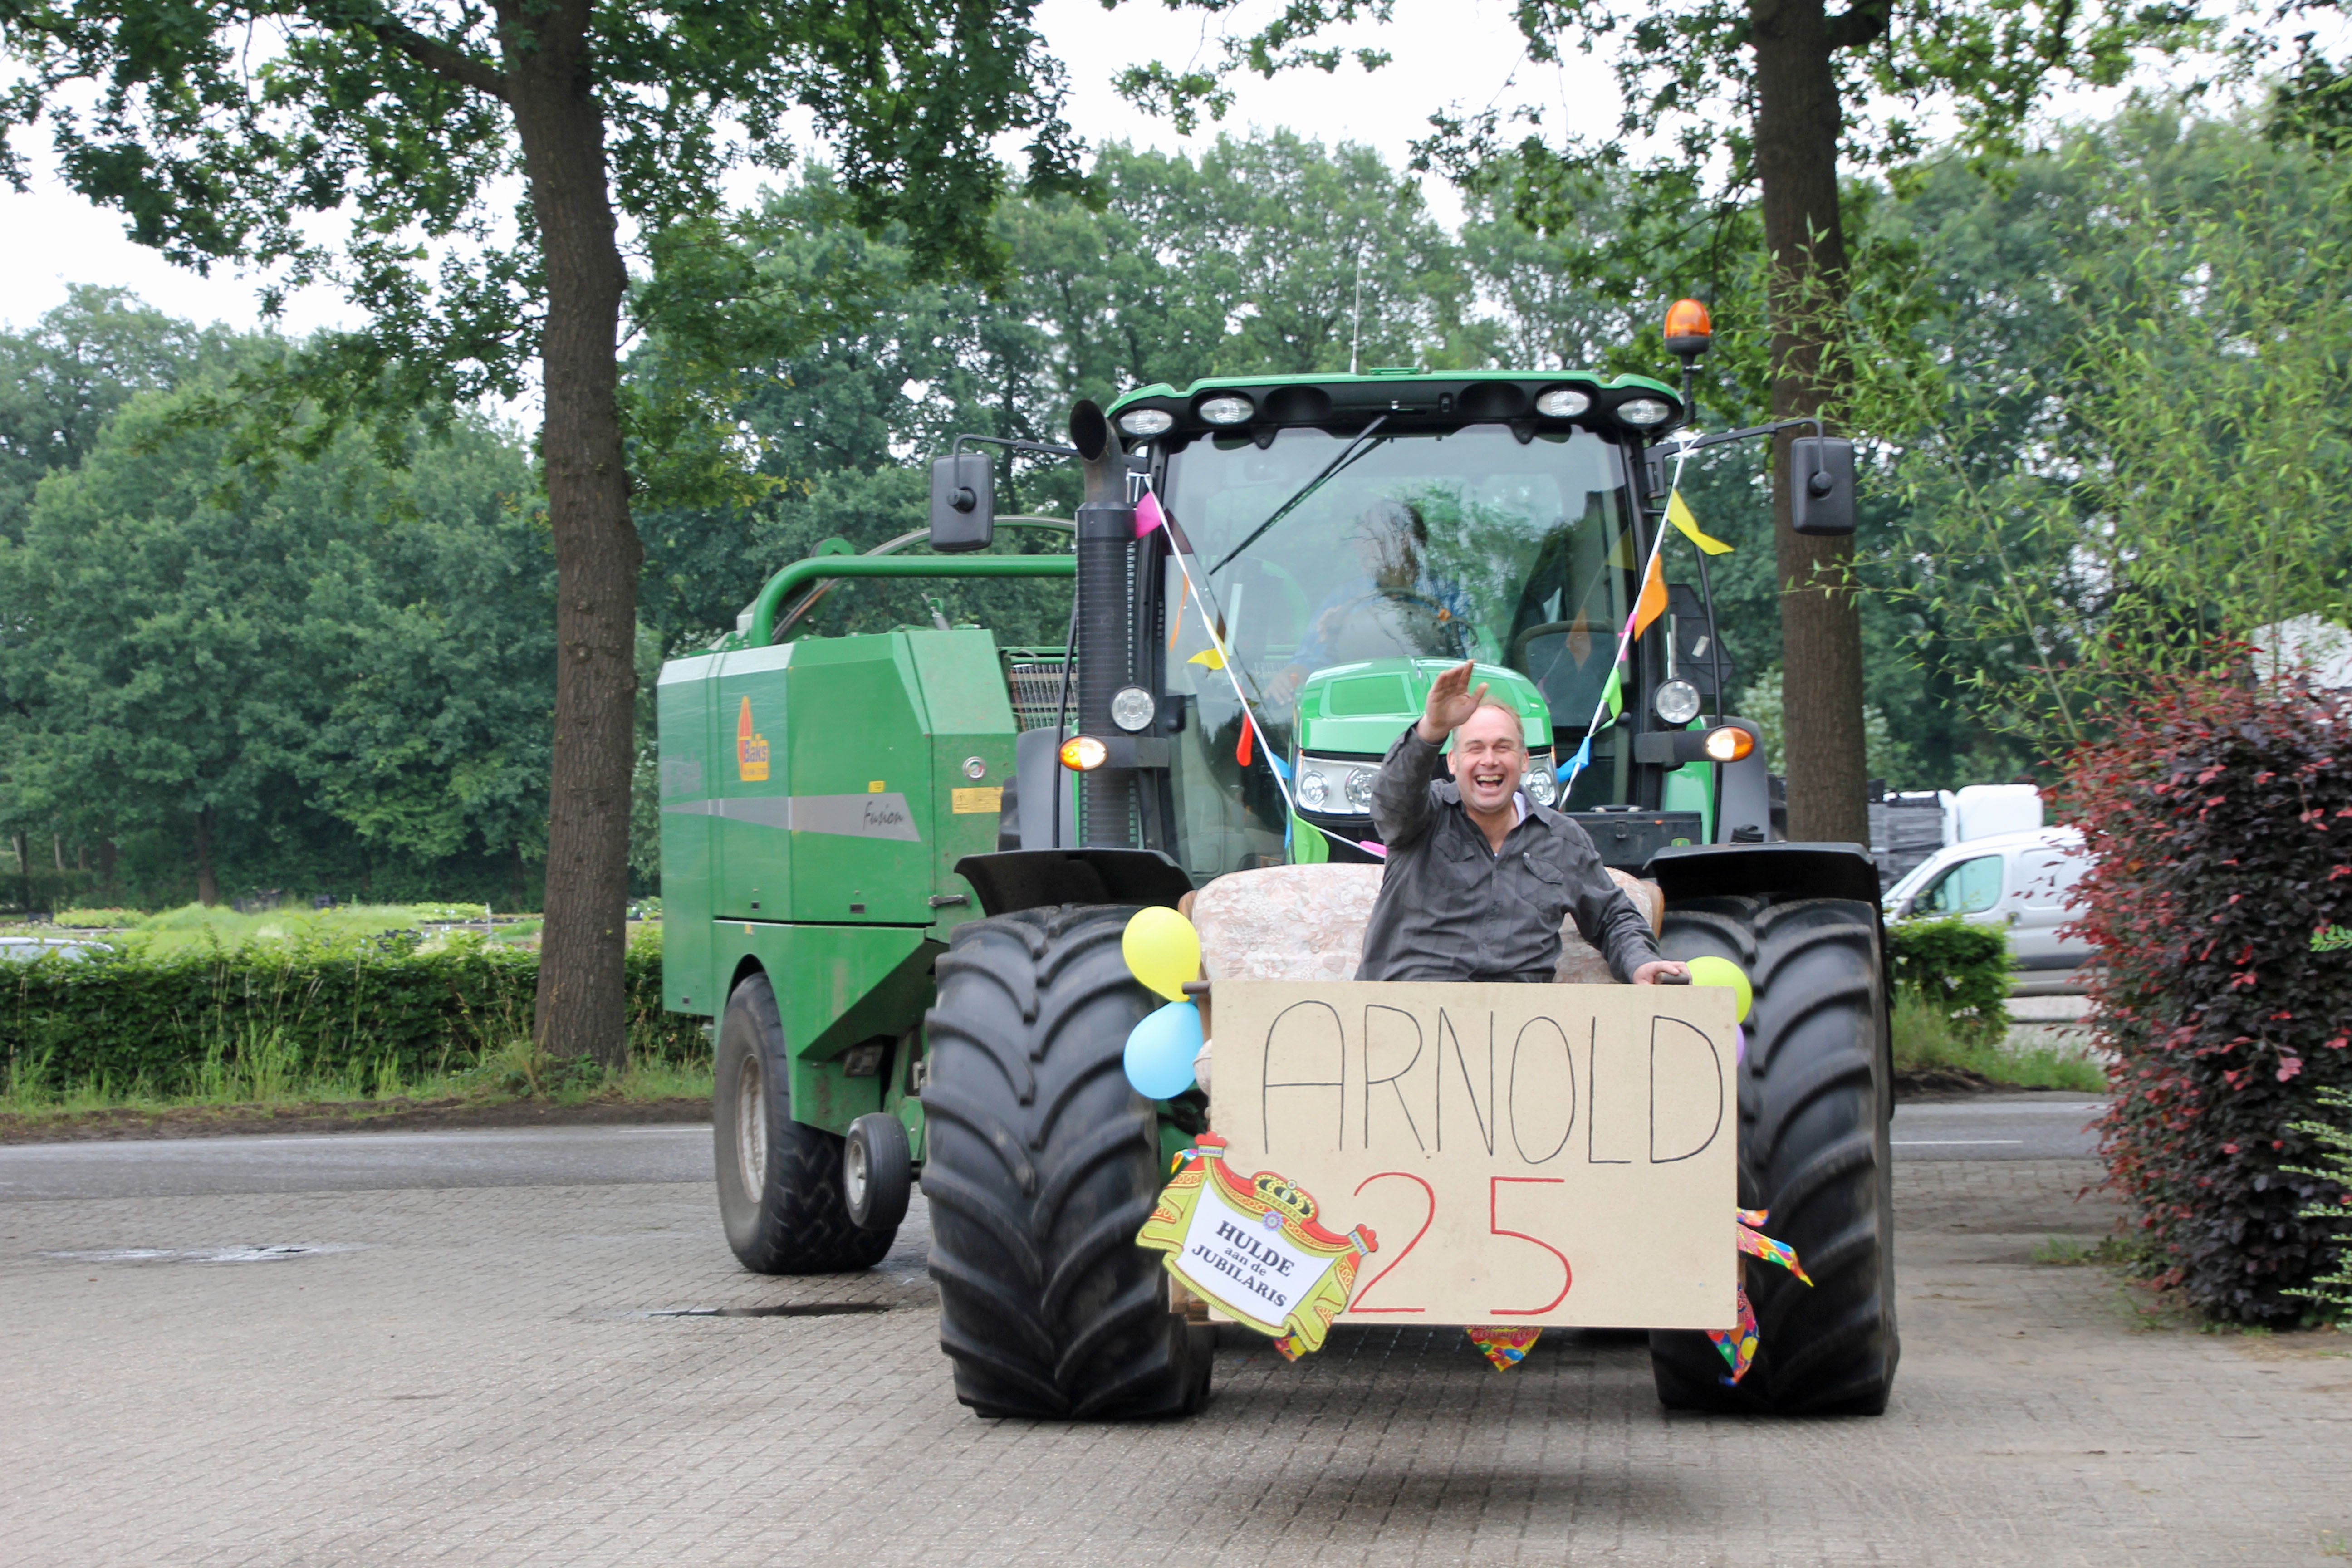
xmin=0 ymin=0 xmax=1092 ymax=1062
xmin=0 ymin=344 xmax=551 ymax=909
xmin=1842 ymin=110 xmax=2352 ymax=754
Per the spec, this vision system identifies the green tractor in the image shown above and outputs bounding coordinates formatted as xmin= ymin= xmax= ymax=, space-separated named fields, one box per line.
xmin=658 ymin=347 xmax=1897 ymax=1420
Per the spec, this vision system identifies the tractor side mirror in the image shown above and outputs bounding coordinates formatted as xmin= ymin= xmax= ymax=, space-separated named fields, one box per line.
xmin=929 ymin=452 xmax=994 ymax=554
xmin=1789 ymin=436 xmax=1857 ymax=536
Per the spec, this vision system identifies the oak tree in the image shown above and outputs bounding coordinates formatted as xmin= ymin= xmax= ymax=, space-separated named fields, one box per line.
xmin=0 ymin=0 xmax=1083 ymax=1061
xmin=1126 ymin=0 xmax=2210 ymax=838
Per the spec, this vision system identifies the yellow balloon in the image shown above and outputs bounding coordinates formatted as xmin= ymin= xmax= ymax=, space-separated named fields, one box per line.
xmin=1686 ymin=954 xmax=1753 ymax=1023
xmin=1122 ymin=907 xmax=1202 ymax=1002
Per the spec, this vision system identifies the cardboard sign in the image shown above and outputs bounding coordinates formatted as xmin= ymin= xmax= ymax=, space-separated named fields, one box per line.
xmin=1209 ymin=981 xmax=1737 ymax=1329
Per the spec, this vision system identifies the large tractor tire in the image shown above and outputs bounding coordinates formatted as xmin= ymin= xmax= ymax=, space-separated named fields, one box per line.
xmin=921 ymin=903 xmax=1213 ymax=1420
xmin=714 ymin=971 xmax=897 ymax=1274
xmin=1647 ymin=896 xmax=1900 ymax=1415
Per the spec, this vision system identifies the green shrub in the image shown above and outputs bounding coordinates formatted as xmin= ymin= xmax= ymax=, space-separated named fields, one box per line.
xmin=1888 ymin=916 xmax=2011 ymax=1043
xmin=0 ymin=928 xmax=700 ymax=1101
xmin=2287 ymin=1085 xmax=2352 ymax=1326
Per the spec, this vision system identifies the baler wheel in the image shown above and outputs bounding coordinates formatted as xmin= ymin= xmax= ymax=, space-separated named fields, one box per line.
xmin=1647 ymin=895 xmax=1900 ymax=1415
xmin=921 ymin=903 xmax=1213 ymax=1420
xmin=713 ymin=971 xmax=897 ymax=1274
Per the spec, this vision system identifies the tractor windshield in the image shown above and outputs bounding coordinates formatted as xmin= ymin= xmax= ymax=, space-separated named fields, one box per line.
xmin=1156 ymin=421 xmax=1639 ymax=874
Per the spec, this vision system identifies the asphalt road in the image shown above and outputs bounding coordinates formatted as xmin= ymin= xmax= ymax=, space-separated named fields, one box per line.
xmin=0 ymin=1124 xmax=716 ymax=1201
xmin=0 ymin=1093 xmax=2105 ymax=1201
xmin=1889 ymin=1093 xmax=2105 ymax=1161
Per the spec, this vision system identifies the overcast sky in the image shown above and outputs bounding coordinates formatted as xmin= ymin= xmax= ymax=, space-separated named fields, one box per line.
xmin=0 ymin=0 xmax=2268 ymax=338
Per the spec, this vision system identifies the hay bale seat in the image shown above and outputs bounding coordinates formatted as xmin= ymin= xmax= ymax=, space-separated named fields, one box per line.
xmin=1186 ymin=863 xmax=1662 ymax=988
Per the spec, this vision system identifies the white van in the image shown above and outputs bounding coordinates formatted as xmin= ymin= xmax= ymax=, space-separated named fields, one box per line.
xmin=1882 ymin=826 xmax=2092 ymax=996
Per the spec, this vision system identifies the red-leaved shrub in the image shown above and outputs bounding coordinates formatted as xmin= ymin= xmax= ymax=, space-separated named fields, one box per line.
xmin=2060 ymin=672 xmax=2352 ymax=1321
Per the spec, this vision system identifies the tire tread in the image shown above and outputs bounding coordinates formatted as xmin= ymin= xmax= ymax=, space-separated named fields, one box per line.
xmin=1647 ymin=895 xmax=1900 ymax=1416
xmin=923 ymin=904 xmax=1208 ymax=1420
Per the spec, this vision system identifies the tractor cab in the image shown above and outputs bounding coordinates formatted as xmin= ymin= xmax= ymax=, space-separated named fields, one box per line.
xmin=1112 ymin=381 xmax=1764 ymax=877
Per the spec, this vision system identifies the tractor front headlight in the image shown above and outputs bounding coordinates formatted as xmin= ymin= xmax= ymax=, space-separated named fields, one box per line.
xmin=1110 ymin=686 xmax=1156 ymax=732
xmin=1297 ymin=766 xmax=1331 ymax=809
xmin=1654 ymin=679 xmax=1702 ymax=726
xmin=1523 ymin=764 xmax=1558 ymax=807
xmin=1343 ymin=768 xmax=1376 ymax=812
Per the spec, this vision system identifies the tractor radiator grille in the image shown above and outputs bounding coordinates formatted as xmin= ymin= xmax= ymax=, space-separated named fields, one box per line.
xmin=1004 ymin=657 xmax=1069 ymax=733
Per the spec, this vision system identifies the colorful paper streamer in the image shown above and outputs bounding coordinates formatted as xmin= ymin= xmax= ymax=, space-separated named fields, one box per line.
xmin=1465 ymin=1325 xmax=1544 ymax=1370
xmin=1707 ymin=1207 xmax=1814 ymax=1385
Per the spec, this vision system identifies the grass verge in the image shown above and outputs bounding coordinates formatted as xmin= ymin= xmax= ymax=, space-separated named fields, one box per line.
xmin=0 ymin=1023 xmax=711 ymax=1135
xmin=1892 ymin=990 xmax=2107 ymax=1092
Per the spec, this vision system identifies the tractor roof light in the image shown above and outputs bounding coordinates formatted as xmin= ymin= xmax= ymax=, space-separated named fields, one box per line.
xmin=1059 ymin=735 xmax=1108 ymax=771
xmin=1196 ymin=394 xmax=1255 ymax=426
xmin=1702 ymin=725 xmax=1754 ymax=763
xmin=1117 ymin=407 xmax=1175 ymax=437
xmin=1534 ymin=387 xmax=1591 ymax=418
xmin=1615 ymin=396 xmax=1673 ymax=428
xmin=1664 ymin=297 xmax=1713 ymax=358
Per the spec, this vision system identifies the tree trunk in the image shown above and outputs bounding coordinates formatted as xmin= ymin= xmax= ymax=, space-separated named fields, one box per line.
xmin=194 ymin=807 xmax=219 ymax=906
xmin=98 ymin=838 xmax=117 ymax=889
xmin=1749 ymin=0 xmax=1870 ymax=845
xmin=500 ymin=0 xmax=640 ymax=1068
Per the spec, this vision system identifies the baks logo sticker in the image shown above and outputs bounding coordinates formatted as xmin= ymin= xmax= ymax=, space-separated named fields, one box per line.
xmin=736 ymin=697 xmax=770 ymax=782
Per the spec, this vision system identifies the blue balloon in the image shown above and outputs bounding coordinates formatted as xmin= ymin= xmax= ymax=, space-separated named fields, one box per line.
xmin=1124 ymin=1000 xmax=1204 ymax=1100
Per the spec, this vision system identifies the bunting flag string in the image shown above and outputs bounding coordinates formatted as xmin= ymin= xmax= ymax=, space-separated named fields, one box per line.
xmin=1562 ymin=435 xmax=1728 ymax=791
xmin=1666 ymin=488 xmax=1735 ymax=555
xmin=1631 ymin=551 xmax=1668 ymax=642
xmin=1139 ymin=483 xmax=1387 ymax=861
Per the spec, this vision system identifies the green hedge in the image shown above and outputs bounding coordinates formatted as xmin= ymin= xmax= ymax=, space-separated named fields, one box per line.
xmin=0 ymin=931 xmax=702 ymax=1093
xmin=1888 ymin=916 xmax=2010 ymax=1044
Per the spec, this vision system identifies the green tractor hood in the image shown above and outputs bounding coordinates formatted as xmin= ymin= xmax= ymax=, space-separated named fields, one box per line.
xmin=1292 ymin=658 xmax=1551 ymax=759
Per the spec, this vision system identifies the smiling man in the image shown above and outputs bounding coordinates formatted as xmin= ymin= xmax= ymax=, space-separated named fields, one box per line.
xmin=1356 ymin=661 xmax=1687 ymax=987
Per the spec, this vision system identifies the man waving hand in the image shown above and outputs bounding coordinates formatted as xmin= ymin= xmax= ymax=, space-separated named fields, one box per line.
xmin=1354 ymin=660 xmax=1687 ymax=987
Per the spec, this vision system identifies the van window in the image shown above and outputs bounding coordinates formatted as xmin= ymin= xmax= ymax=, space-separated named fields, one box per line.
xmin=1916 ymin=854 xmax=2003 ymax=916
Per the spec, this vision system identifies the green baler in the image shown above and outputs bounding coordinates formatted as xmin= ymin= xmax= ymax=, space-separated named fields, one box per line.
xmin=660 ymin=358 xmax=1898 ymax=1419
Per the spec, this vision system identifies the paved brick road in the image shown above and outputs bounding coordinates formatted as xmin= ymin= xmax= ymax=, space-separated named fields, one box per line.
xmin=3 ymin=1158 xmax=2346 ymax=1566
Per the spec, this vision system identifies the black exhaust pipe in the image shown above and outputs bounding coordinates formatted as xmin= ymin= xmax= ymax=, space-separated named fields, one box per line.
xmin=1069 ymin=400 xmax=1135 ymax=848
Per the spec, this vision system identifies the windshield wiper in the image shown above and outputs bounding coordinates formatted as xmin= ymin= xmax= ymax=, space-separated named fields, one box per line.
xmin=1209 ymin=416 xmax=1390 ymax=574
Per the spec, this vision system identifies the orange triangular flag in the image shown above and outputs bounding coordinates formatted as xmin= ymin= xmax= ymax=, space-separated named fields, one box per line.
xmin=1632 ymin=553 xmax=1667 ymax=640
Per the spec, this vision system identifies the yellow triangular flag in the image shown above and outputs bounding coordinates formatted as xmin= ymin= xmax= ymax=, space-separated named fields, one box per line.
xmin=1605 ymin=530 xmax=1639 ymax=569
xmin=1666 ymin=490 xmax=1735 ymax=555
xmin=1187 ymin=647 xmax=1226 ymax=670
